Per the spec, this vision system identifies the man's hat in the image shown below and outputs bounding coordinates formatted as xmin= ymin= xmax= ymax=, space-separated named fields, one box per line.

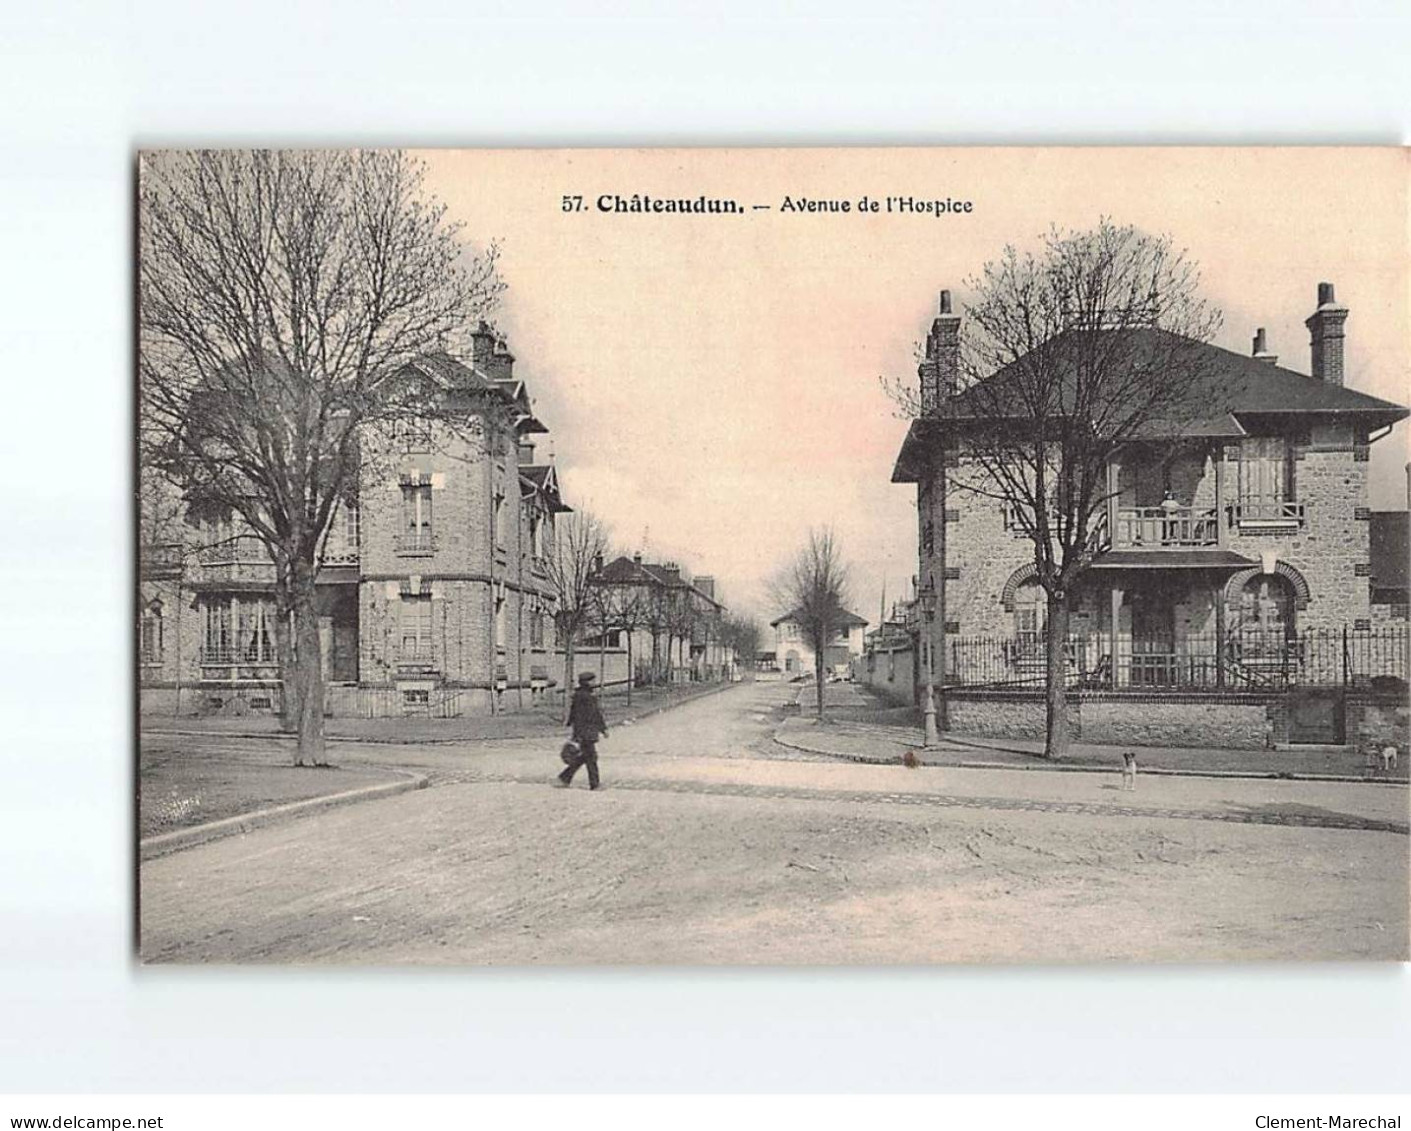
xmin=577 ymin=671 xmax=597 ymax=685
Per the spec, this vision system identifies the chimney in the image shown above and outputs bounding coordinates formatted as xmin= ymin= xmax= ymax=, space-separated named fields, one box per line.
xmin=1251 ymin=327 xmax=1278 ymax=365
xmin=1305 ymin=282 xmax=1348 ymax=386
xmin=592 ymin=552 xmax=604 ymax=574
xmin=663 ymin=562 xmax=681 ymax=584
xmin=485 ymin=337 xmax=515 ymax=383
xmin=470 ymin=321 xmax=497 ymax=371
xmin=632 ymin=551 xmax=643 ymax=566
xmin=517 ymin=439 xmax=536 ymax=465
xmin=695 ymin=576 xmax=715 ymax=600
xmin=920 ymin=289 xmax=961 ymax=411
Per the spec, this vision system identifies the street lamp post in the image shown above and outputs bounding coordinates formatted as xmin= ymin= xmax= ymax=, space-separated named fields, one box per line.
xmin=918 ymin=579 xmax=939 ymax=748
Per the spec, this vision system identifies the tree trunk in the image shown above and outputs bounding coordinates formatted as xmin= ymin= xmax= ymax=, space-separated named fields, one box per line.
xmin=625 ymin=633 xmax=633 ymax=706
xmin=815 ymin=647 xmax=826 ymax=720
xmin=273 ymin=567 xmax=300 ymax=734
xmin=290 ymin=564 xmax=327 ymax=766
xmin=562 ymin=644 xmax=575 ymax=725
xmin=1043 ymin=591 xmax=1070 ymax=760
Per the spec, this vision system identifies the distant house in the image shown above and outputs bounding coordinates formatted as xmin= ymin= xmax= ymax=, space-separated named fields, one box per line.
xmin=769 ymin=608 xmax=868 ymax=676
xmin=589 ymin=553 xmax=730 ymax=682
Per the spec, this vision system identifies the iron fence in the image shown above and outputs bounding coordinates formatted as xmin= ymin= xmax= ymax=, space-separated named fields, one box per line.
xmin=946 ymin=626 xmax=1409 ymax=692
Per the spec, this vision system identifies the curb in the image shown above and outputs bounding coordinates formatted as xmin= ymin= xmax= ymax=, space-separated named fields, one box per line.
xmin=140 ymin=683 xmax=742 ymax=748
xmin=140 ymin=771 xmax=430 ymax=860
xmin=771 ymin=727 xmax=1409 ymax=786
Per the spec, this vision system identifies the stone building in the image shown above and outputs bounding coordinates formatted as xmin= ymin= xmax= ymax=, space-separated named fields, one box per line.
xmin=138 ymin=325 xmax=571 ymax=718
xmin=588 ymin=553 xmax=731 ymax=682
xmin=892 ymin=284 xmax=1410 ymax=748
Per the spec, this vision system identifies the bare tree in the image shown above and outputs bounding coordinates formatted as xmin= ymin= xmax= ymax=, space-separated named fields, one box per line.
xmin=718 ymin=614 xmax=761 ymax=674
xmin=888 ymin=220 xmax=1225 ymax=758
xmin=593 ymin=560 xmax=649 ymax=703
xmin=139 ymin=149 xmax=502 ymax=765
xmin=774 ymin=527 xmax=853 ymax=721
xmin=545 ymin=509 xmax=611 ymax=720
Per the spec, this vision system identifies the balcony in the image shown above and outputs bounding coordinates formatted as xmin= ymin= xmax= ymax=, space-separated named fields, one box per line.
xmin=1114 ymin=506 xmax=1219 ymax=549
xmin=140 ymin=543 xmax=184 ymax=579
xmin=394 ymin=532 xmax=437 ymax=556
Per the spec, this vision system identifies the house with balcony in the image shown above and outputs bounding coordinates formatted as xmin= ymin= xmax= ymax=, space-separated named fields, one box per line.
xmin=892 ymin=284 xmax=1410 ymax=748
xmin=137 ymin=324 xmax=571 ymax=718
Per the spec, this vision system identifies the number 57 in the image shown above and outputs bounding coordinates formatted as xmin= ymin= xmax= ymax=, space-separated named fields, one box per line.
xmin=562 ymin=195 xmax=584 ymax=212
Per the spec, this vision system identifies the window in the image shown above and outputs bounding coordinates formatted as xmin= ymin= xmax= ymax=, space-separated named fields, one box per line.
xmin=201 ymin=597 xmax=274 ymax=663
xmin=140 ymin=602 xmax=164 ymax=663
xmin=529 ymin=605 xmax=545 ymax=648
xmin=1238 ymin=575 xmax=1295 ymax=637
xmin=529 ymin=512 xmax=543 ymax=558
xmin=1238 ymin=437 xmax=1297 ymax=523
xmin=399 ymin=594 xmax=433 ymax=658
xmin=399 ymin=482 xmax=433 ymax=552
xmin=494 ymin=490 xmax=507 ymax=549
xmin=203 ymin=600 xmax=231 ymax=661
xmin=395 ymin=416 xmax=433 ymax=451
xmin=344 ymin=502 xmax=360 ymax=550
xmin=1013 ymin=580 xmax=1046 ymax=658
xmin=494 ymin=589 xmax=506 ymax=649
xmin=237 ymin=601 xmax=274 ymax=662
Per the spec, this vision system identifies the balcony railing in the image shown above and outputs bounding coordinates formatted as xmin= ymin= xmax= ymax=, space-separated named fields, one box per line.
xmin=1230 ymin=499 xmax=1305 ymax=529
xmin=200 ymin=644 xmax=278 ymax=666
xmin=394 ymin=532 xmax=437 ymax=555
xmin=1114 ymin=506 xmax=1219 ymax=548
xmin=319 ymin=548 xmax=361 ymax=567
xmin=140 ymin=543 xmax=185 ymax=577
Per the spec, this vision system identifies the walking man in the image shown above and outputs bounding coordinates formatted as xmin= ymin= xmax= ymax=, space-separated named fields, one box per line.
xmin=559 ymin=671 xmax=609 ymax=790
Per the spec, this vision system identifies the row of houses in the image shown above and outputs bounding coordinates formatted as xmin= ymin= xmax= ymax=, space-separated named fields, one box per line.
xmin=863 ymin=283 xmax=1410 ymax=750
xmin=138 ymin=325 xmax=734 ymax=719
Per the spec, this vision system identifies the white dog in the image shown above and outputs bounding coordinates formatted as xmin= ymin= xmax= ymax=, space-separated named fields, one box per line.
xmin=1381 ymin=745 xmax=1399 ymax=772
xmin=1120 ymin=751 xmax=1138 ymax=792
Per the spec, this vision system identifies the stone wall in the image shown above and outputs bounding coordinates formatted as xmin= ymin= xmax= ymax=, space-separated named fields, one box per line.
xmin=859 ymin=644 xmax=916 ymax=705
xmin=947 ymin=692 xmax=1268 ymax=748
xmin=1080 ymin=698 xmax=1267 ymax=749
xmin=1348 ymin=696 xmax=1411 ymax=753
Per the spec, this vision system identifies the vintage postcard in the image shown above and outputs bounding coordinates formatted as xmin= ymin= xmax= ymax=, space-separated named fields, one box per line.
xmin=136 ymin=147 xmax=1409 ymax=964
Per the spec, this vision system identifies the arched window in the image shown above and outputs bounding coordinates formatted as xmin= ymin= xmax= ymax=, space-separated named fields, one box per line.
xmin=1013 ymin=580 xmax=1046 ymax=657
xmin=1239 ymin=574 xmax=1295 ymax=638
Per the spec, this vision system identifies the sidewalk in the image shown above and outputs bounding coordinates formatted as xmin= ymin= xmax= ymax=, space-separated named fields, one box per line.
xmin=775 ymin=716 xmax=1411 ymax=784
xmin=141 ymin=679 xmax=737 ymax=745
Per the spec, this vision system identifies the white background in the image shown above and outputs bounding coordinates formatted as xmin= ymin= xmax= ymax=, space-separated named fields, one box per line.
xmin=1 ymin=0 xmax=1409 ymax=1095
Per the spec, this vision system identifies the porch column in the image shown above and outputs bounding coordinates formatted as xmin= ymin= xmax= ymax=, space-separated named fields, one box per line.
xmin=1214 ymin=444 xmax=1227 ymax=548
xmin=1215 ymin=586 xmax=1227 ymax=688
xmin=1109 ymin=584 xmax=1123 ymax=688
xmin=1106 ymin=455 xmax=1121 ymax=545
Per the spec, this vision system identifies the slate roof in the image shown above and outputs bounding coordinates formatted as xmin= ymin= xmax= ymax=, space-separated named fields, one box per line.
xmin=771 ymin=608 xmax=869 ymax=628
xmin=893 ymin=327 xmax=1408 ymax=483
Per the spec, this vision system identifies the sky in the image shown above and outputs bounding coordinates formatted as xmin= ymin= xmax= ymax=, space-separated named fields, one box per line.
xmin=420 ymin=148 xmax=1410 ymax=625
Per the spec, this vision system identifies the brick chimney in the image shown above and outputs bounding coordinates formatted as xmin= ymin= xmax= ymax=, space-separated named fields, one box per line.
xmin=694 ymin=576 xmax=715 ymax=600
xmin=920 ymin=289 xmax=961 ymax=411
xmin=1251 ymin=327 xmax=1278 ymax=365
xmin=633 ymin=551 xmax=643 ymax=565
xmin=517 ymin=439 xmax=536 ymax=464
xmin=486 ymin=337 xmax=515 ymax=383
xmin=470 ymin=321 xmax=497 ymax=371
xmin=662 ymin=562 xmax=681 ymax=584
xmin=1305 ymin=282 xmax=1348 ymax=386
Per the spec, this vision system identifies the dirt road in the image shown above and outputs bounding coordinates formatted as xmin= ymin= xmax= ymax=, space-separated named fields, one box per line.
xmin=140 ymin=683 xmax=1409 ymax=964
